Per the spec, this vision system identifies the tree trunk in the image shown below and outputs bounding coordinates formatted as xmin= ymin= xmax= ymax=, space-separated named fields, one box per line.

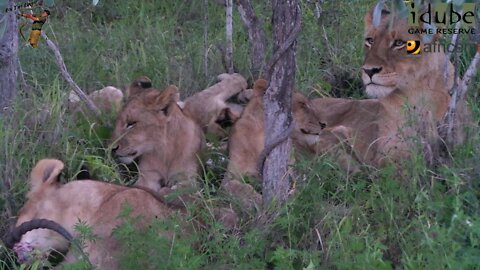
xmin=236 ymin=0 xmax=266 ymax=78
xmin=262 ymin=0 xmax=300 ymax=205
xmin=225 ymin=0 xmax=234 ymax=74
xmin=0 ymin=0 xmax=18 ymax=115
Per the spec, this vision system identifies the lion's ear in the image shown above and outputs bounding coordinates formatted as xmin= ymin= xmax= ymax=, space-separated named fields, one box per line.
xmin=29 ymin=159 xmax=64 ymax=195
xmin=163 ymin=85 xmax=180 ymax=102
xmin=253 ymin=79 xmax=268 ymax=96
xmin=126 ymin=76 xmax=152 ymax=98
xmin=151 ymin=85 xmax=180 ymax=115
xmin=364 ymin=6 xmax=374 ymax=26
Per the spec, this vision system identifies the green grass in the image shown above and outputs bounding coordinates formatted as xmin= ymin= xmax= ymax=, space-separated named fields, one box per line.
xmin=1 ymin=0 xmax=480 ymax=269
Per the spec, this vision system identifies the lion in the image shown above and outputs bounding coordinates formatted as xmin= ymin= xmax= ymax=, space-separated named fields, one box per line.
xmin=182 ymin=73 xmax=248 ymax=138
xmin=309 ymin=5 xmax=473 ymax=169
xmin=111 ymin=81 xmax=205 ymax=195
xmin=68 ymin=86 xmax=124 ymax=116
xmin=361 ymin=4 xmax=470 ymax=145
xmin=223 ymin=79 xmax=326 ymax=209
xmin=362 ymin=7 xmax=453 ymax=103
xmin=8 ymin=159 xmax=175 ymax=270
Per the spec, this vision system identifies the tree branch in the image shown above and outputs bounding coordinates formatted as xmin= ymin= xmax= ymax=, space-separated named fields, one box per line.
xmin=235 ymin=0 xmax=267 ymax=78
xmin=442 ymin=47 xmax=480 ymax=147
xmin=41 ymin=32 xmax=101 ymax=118
xmin=265 ymin=4 xmax=302 ymax=80
xmin=262 ymin=0 xmax=301 ymax=205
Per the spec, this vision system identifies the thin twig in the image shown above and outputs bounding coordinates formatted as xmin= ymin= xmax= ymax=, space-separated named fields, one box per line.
xmin=225 ymin=0 xmax=234 ymax=74
xmin=41 ymin=32 xmax=101 ymax=118
xmin=443 ymin=49 xmax=480 ymax=146
xmin=444 ymin=11 xmax=462 ymax=86
xmin=446 ymin=12 xmax=462 ymax=60
xmin=457 ymin=51 xmax=480 ymax=100
xmin=257 ymin=123 xmax=293 ymax=175
xmin=16 ymin=57 xmax=30 ymax=93
xmin=203 ymin=0 xmax=209 ymax=78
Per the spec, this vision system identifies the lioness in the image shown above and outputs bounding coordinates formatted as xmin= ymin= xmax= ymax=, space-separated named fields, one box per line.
xmin=9 ymin=159 xmax=174 ymax=270
xmin=182 ymin=73 xmax=248 ymax=138
xmin=310 ymin=6 xmax=467 ymax=168
xmin=111 ymin=82 xmax=205 ymax=194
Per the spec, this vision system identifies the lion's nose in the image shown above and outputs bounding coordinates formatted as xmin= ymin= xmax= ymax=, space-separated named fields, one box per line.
xmin=363 ymin=67 xmax=382 ymax=79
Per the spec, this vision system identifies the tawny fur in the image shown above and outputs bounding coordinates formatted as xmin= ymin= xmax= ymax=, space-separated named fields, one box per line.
xmin=183 ymin=73 xmax=248 ymax=138
xmin=111 ymin=84 xmax=205 ymax=193
xmin=224 ymin=79 xmax=325 ymax=209
xmin=68 ymin=86 xmax=124 ymax=115
xmin=14 ymin=159 xmax=174 ymax=270
xmin=311 ymin=7 xmax=470 ymax=168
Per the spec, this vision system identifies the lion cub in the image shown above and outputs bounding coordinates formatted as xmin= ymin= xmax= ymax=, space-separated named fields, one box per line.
xmin=111 ymin=80 xmax=206 ymax=196
xmin=182 ymin=73 xmax=248 ymax=138
xmin=224 ymin=79 xmax=327 ymax=209
xmin=9 ymin=159 xmax=174 ymax=270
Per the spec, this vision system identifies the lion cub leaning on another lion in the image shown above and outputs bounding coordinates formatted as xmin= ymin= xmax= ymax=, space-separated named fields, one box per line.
xmin=223 ymin=79 xmax=341 ymax=210
xmin=8 ymin=159 xmax=176 ymax=270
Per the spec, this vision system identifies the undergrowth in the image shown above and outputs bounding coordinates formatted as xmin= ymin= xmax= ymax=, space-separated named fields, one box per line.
xmin=1 ymin=0 xmax=479 ymax=269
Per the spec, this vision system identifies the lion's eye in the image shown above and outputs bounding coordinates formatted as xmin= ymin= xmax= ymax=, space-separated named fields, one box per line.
xmin=126 ymin=121 xmax=137 ymax=129
xmin=393 ymin=39 xmax=406 ymax=48
xmin=365 ymin=38 xmax=374 ymax=47
xmin=161 ymin=106 xmax=169 ymax=115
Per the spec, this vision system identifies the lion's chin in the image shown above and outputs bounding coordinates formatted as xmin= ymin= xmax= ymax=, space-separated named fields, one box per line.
xmin=365 ymin=84 xmax=394 ymax=98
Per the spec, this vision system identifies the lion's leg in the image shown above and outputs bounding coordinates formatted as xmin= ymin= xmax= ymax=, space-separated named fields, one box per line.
xmin=311 ymin=125 xmax=362 ymax=174
xmin=134 ymin=172 xmax=162 ymax=193
xmin=220 ymin=179 xmax=262 ymax=212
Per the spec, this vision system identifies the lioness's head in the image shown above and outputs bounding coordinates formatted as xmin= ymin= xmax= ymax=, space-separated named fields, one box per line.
xmin=111 ymin=84 xmax=182 ymax=164
xmin=362 ymin=5 xmax=452 ymax=98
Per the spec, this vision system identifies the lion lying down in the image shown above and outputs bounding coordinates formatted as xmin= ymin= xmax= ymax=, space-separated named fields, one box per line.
xmin=223 ymin=79 xmax=329 ymax=209
xmin=111 ymin=81 xmax=206 ymax=195
xmin=8 ymin=159 xmax=175 ymax=270
xmin=309 ymin=4 xmax=472 ymax=170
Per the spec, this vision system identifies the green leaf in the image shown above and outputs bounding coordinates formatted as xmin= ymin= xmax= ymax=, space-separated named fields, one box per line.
xmin=30 ymin=261 xmax=41 ymax=270
xmin=92 ymin=0 xmax=99 ymax=6
xmin=303 ymin=260 xmax=316 ymax=270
